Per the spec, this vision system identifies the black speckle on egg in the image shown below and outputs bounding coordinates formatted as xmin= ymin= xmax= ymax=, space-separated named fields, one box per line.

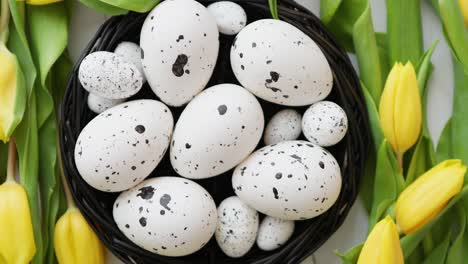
xmin=275 ymin=172 xmax=282 ymax=179
xmin=217 ymin=105 xmax=227 ymax=115
xmin=319 ymin=161 xmax=325 ymax=169
xmin=131 ymin=166 xmax=137 ymax=170
xmin=252 ymin=42 xmax=257 ymax=48
xmin=160 ymin=210 xmax=165 ymax=215
xmin=140 ymin=49 xmax=144 ymax=59
xmin=125 ymin=224 xmax=130 ymax=228
xmin=172 ymin=54 xmax=188 ymax=77
xmin=272 ymin=187 xmax=279 ymax=199
xmin=136 ymin=186 xmax=155 ymax=200
xmin=176 ymin=35 xmax=184 ymax=42
xmin=135 ymin=125 xmax=145 ymax=134
xmin=185 ymin=143 xmax=192 ymax=149
xmin=139 ymin=217 xmax=147 ymax=227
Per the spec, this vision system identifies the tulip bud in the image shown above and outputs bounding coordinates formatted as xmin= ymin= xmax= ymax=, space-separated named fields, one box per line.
xmin=26 ymin=0 xmax=63 ymax=5
xmin=0 ymin=43 xmax=22 ymax=143
xmin=54 ymin=208 xmax=106 ymax=264
xmin=358 ymin=216 xmax=404 ymax=264
xmin=0 ymin=181 xmax=36 ymax=264
xmin=379 ymin=62 xmax=422 ymax=155
xmin=460 ymin=0 xmax=468 ymax=26
xmin=396 ymin=160 xmax=466 ymax=234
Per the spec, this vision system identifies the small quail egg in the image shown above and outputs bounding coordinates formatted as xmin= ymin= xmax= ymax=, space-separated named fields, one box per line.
xmin=302 ymin=101 xmax=348 ymax=147
xmin=264 ymin=109 xmax=302 ymax=145
xmin=114 ymin=41 xmax=146 ymax=82
xmin=207 ymin=1 xmax=247 ymax=35
xmin=87 ymin=93 xmax=124 ymax=114
xmin=257 ymin=216 xmax=295 ymax=251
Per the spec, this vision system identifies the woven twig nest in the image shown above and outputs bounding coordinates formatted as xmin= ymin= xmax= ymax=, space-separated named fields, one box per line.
xmin=59 ymin=0 xmax=369 ymax=263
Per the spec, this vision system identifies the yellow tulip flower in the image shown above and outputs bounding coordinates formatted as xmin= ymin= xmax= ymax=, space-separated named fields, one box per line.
xmin=460 ymin=0 xmax=468 ymax=26
xmin=0 ymin=43 xmax=23 ymax=143
xmin=379 ymin=62 xmax=422 ymax=157
xmin=0 ymin=141 xmax=36 ymax=264
xmin=358 ymin=216 xmax=404 ymax=264
xmin=26 ymin=0 xmax=63 ymax=5
xmin=396 ymin=160 xmax=466 ymax=234
xmin=54 ymin=208 xmax=106 ymax=264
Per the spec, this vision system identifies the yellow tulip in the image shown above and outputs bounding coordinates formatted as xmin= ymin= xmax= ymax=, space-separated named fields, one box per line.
xmin=460 ymin=0 xmax=468 ymax=26
xmin=0 ymin=141 xmax=36 ymax=264
xmin=395 ymin=160 xmax=466 ymax=234
xmin=0 ymin=42 xmax=24 ymax=143
xmin=26 ymin=0 xmax=63 ymax=5
xmin=379 ymin=62 xmax=422 ymax=156
xmin=358 ymin=216 xmax=404 ymax=264
xmin=54 ymin=208 xmax=106 ymax=264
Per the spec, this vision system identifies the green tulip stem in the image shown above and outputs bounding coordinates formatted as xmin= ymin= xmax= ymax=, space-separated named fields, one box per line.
xmin=0 ymin=0 xmax=9 ymax=43
xmin=6 ymin=138 xmax=16 ymax=183
xmin=396 ymin=152 xmax=404 ymax=172
xmin=57 ymin=137 xmax=76 ymax=209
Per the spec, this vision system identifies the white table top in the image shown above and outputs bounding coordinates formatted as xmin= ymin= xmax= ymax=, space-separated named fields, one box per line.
xmin=69 ymin=1 xmax=453 ymax=263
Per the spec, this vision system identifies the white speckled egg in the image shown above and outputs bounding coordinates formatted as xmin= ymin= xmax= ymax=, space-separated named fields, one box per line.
xmin=170 ymin=84 xmax=264 ymax=179
xmin=113 ymin=177 xmax=217 ymax=257
xmin=302 ymin=101 xmax=348 ymax=147
xmin=231 ymin=19 xmax=333 ymax=106
xmin=257 ymin=216 xmax=295 ymax=251
xmin=140 ymin=0 xmax=219 ymax=106
xmin=264 ymin=109 xmax=302 ymax=145
xmin=87 ymin=93 xmax=125 ymax=114
xmin=75 ymin=100 xmax=173 ymax=192
xmin=232 ymin=140 xmax=341 ymax=220
xmin=114 ymin=41 xmax=146 ymax=82
xmin=215 ymin=196 xmax=259 ymax=258
xmin=207 ymin=1 xmax=247 ymax=35
xmin=78 ymin=51 xmax=143 ymax=99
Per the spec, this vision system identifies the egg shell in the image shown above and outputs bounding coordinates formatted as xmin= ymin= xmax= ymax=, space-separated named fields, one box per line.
xmin=114 ymin=41 xmax=146 ymax=82
xmin=78 ymin=51 xmax=143 ymax=99
xmin=140 ymin=0 xmax=219 ymax=106
xmin=87 ymin=93 xmax=125 ymax=114
xmin=264 ymin=109 xmax=302 ymax=145
xmin=113 ymin=177 xmax=217 ymax=257
xmin=256 ymin=216 xmax=295 ymax=251
xmin=231 ymin=19 xmax=333 ymax=106
xmin=232 ymin=140 xmax=342 ymax=220
xmin=75 ymin=100 xmax=173 ymax=192
xmin=207 ymin=1 xmax=247 ymax=35
xmin=302 ymin=101 xmax=348 ymax=147
xmin=170 ymin=84 xmax=264 ymax=179
xmin=215 ymin=196 xmax=259 ymax=258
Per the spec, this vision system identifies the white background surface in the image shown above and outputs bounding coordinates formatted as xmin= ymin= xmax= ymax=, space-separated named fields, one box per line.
xmin=69 ymin=1 xmax=453 ymax=263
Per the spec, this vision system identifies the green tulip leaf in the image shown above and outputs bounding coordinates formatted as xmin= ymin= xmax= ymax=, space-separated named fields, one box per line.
xmin=437 ymin=118 xmax=453 ymax=162
xmin=368 ymin=141 xmax=400 ymax=231
xmin=386 ymin=0 xmax=423 ymax=66
xmin=422 ymin=230 xmax=451 ymax=264
xmin=336 ymin=243 xmax=363 ymax=264
xmin=79 ymin=0 xmax=128 ymax=16
xmin=320 ymin=0 xmax=342 ymax=24
xmin=99 ymin=0 xmax=159 ymax=12
xmin=268 ymin=0 xmax=278 ymax=19
xmin=446 ymin=204 xmax=467 ymax=264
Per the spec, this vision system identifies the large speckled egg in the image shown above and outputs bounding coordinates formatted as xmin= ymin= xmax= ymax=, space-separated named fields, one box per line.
xmin=231 ymin=19 xmax=333 ymax=106
xmin=170 ymin=84 xmax=264 ymax=179
xmin=87 ymin=93 xmax=124 ymax=114
xmin=232 ymin=140 xmax=341 ymax=220
xmin=207 ymin=1 xmax=247 ymax=35
xmin=215 ymin=196 xmax=259 ymax=258
xmin=114 ymin=41 xmax=146 ymax=82
xmin=264 ymin=109 xmax=302 ymax=145
xmin=140 ymin=0 xmax=219 ymax=106
xmin=113 ymin=177 xmax=217 ymax=257
xmin=256 ymin=216 xmax=295 ymax=251
xmin=75 ymin=100 xmax=173 ymax=192
xmin=78 ymin=51 xmax=143 ymax=99
xmin=302 ymin=101 xmax=348 ymax=147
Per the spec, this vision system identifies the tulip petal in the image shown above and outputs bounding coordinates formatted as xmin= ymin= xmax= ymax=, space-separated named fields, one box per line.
xmin=54 ymin=208 xmax=105 ymax=264
xmin=358 ymin=216 xmax=404 ymax=264
xmin=0 ymin=182 xmax=36 ymax=264
xmin=26 ymin=0 xmax=63 ymax=5
xmin=379 ymin=63 xmax=402 ymax=153
xmin=0 ymin=43 xmax=25 ymax=143
xmin=393 ymin=62 xmax=422 ymax=153
xmin=459 ymin=0 xmax=468 ymax=27
xmin=396 ymin=160 xmax=467 ymax=234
